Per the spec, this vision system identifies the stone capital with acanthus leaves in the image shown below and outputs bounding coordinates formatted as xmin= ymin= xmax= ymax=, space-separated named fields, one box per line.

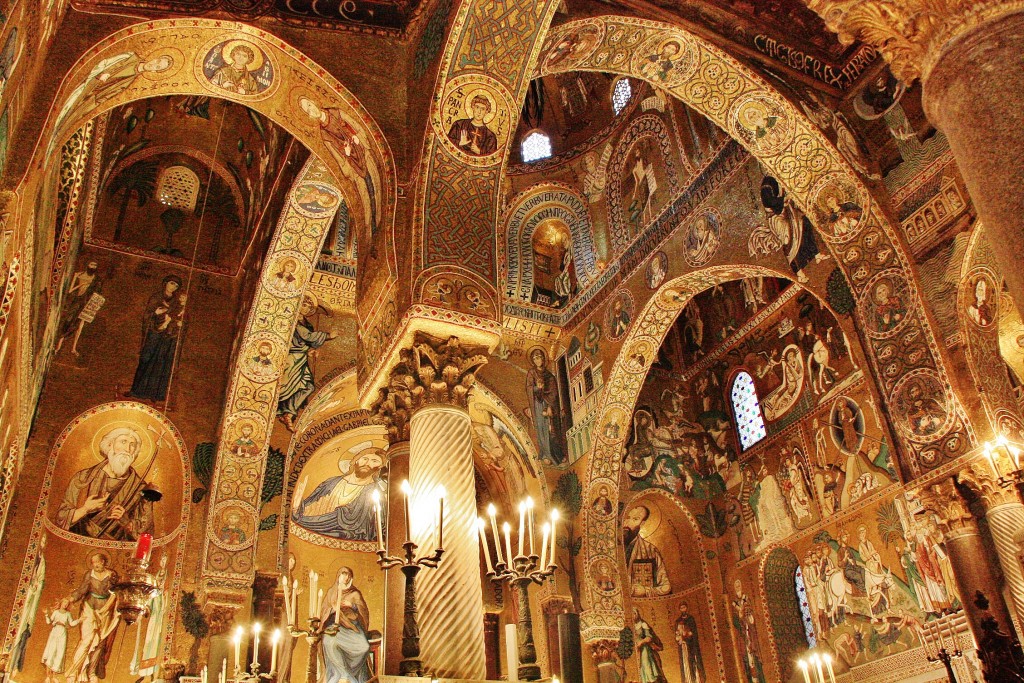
xmin=911 ymin=477 xmax=979 ymax=540
xmin=803 ymin=0 xmax=1024 ymax=82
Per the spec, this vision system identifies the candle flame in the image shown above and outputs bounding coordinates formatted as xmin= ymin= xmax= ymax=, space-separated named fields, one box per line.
xmin=487 ymin=503 xmax=497 ymax=516
xmin=518 ymin=500 xmax=526 ymax=514
xmin=798 ymin=660 xmax=808 ymax=670
xmin=542 ymin=521 xmax=551 ymax=533
xmin=526 ymin=496 xmax=534 ymax=509
xmin=401 ymin=480 xmax=412 ymax=495
xmin=476 ymin=517 xmax=485 ymax=530
xmin=371 ymin=489 xmax=381 ymax=505
xmin=233 ymin=626 xmax=243 ymax=643
xmin=823 ymin=653 xmax=831 ymax=664
xmin=550 ymin=508 xmax=560 ymax=522
xmin=502 ymin=521 xmax=511 ymax=532
xmin=271 ymin=629 xmax=281 ymax=644
xmin=252 ymin=622 xmax=262 ymax=634
xmin=437 ymin=485 xmax=446 ymax=500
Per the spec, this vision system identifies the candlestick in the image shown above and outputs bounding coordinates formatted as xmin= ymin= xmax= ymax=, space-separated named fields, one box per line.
xmin=478 ymin=518 xmax=494 ymax=573
xmin=251 ymin=622 xmax=261 ymax=668
xmin=372 ymin=489 xmax=385 ymax=551
xmin=437 ymin=485 xmax=445 ymax=549
xmin=271 ymin=628 xmax=281 ymax=672
xmin=823 ymin=653 xmax=836 ymax=683
xmin=488 ymin=504 xmax=503 ymax=565
xmin=503 ymin=521 xmax=513 ymax=566
xmin=540 ymin=522 xmax=550 ymax=570
xmin=402 ymin=480 xmax=412 ymax=542
xmin=526 ymin=497 xmax=535 ymax=557
xmin=517 ymin=501 xmax=526 ymax=557
xmin=549 ymin=509 xmax=559 ymax=567
xmin=798 ymin=660 xmax=812 ymax=683
xmin=232 ymin=626 xmax=243 ymax=672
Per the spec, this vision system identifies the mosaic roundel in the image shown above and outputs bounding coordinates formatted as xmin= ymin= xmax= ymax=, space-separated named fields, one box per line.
xmin=683 ymin=209 xmax=721 ymax=268
xmin=604 ymin=289 xmax=635 ymax=341
xmin=632 ymin=33 xmax=697 ymax=87
xmin=433 ymin=73 xmax=516 ymax=166
xmin=197 ymin=37 xmax=277 ymax=100
xmin=809 ymin=173 xmax=868 ymax=243
xmin=964 ymin=267 xmax=998 ymax=329
xmin=860 ymin=270 xmax=913 ymax=339
xmin=211 ymin=500 xmax=258 ymax=551
xmin=264 ymin=251 xmax=310 ymax=298
xmin=291 ymin=181 xmax=342 ymax=218
xmin=240 ymin=332 xmax=284 ymax=383
xmin=540 ymin=23 xmax=605 ymax=74
xmin=889 ymin=370 xmax=954 ymax=445
xmin=730 ymin=94 xmax=794 ymax=157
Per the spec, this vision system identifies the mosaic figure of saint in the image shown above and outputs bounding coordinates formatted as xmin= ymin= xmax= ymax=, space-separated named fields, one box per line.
xmin=126 ymin=274 xmax=185 ymax=402
xmin=447 ymin=94 xmax=499 ymax=157
xmin=319 ymin=567 xmax=373 ymax=683
xmin=66 ymin=552 xmax=120 ymax=683
xmin=277 ymin=292 xmax=336 ymax=431
xmin=210 ymin=44 xmax=259 ymax=95
xmin=633 ymin=609 xmax=668 ymax=683
xmin=525 ymin=348 xmax=567 ymax=466
xmin=623 ymin=505 xmax=671 ymax=597
xmin=674 ymin=602 xmax=705 ymax=683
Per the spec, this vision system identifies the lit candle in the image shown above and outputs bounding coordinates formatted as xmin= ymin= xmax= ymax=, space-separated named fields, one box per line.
xmin=488 ymin=504 xmax=503 ymax=565
xmin=503 ymin=521 xmax=513 ymax=566
xmin=372 ymin=489 xmax=385 ymax=551
xmin=201 ymin=665 xmax=208 ymax=683
xmin=271 ymin=628 xmax=281 ymax=672
xmin=477 ymin=518 xmax=494 ymax=573
xmin=232 ymin=626 xmax=243 ymax=671
xmin=526 ymin=497 xmax=535 ymax=557
xmin=985 ymin=443 xmax=1000 ymax=478
xmin=823 ymin=653 xmax=836 ymax=683
xmin=811 ymin=653 xmax=824 ymax=683
xmin=517 ymin=501 xmax=526 ymax=557
xmin=549 ymin=509 xmax=559 ymax=568
xmin=540 ymin=522 xmax=551 ymax=570
xmin=251 ymin=622 xmax=261 ymax=668
xmin=402 ymin=480 xmax=412 ymax=543
xmin=798 ymin=660 xmax=812 ymax=683
xmin=134 ymin=532 xmax=153 ymax=562
xmin=437 ymin=485 xmax=446 ymax=549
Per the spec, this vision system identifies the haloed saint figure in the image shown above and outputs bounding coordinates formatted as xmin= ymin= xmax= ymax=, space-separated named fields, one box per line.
xmin=55 ymin=425 xmax=156 ymax=541
xmin=127 ymin=274 xmax=185 ymax=403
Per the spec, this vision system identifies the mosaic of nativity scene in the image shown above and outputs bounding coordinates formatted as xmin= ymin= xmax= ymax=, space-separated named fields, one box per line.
xmin=0 ymin=2 xmax=1022 ymax=683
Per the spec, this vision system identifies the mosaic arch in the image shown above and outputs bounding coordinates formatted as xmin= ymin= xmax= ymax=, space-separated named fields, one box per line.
xmin=958 ymin=224 xmax=1024 ymax=441
xmin=531 ymin=16 xmax=974 ymax=636
xmin=501 ymin=182 xmax=599 ymax=304
xmin=8 ymin=21 xmax=399 ymax=601
xmin=761 ymin=546 xmax=808 ymax=682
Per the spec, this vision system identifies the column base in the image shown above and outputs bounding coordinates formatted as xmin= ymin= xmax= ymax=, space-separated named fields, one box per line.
xmin=400 ymin=659 xmax=424 ymax=676
xmin=518 ymin=664 xmax=541 ymax=681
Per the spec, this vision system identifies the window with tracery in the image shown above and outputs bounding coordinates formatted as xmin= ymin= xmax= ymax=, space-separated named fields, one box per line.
xmin=795 ymin=566 xmax=817 ymax=647
xmin=521 ymin=131 xmax=552 ymax=163
xmin=612 ymin=78 xmax=632 ymax=115
xmin=731 ymin=371 xmax=766 ymax=451
xmin=157 ymin=165 xmax=200 ymax=212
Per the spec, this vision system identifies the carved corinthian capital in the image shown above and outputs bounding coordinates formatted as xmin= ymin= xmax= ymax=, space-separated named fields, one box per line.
xmin=912 ymin=477 xmax=979 ymax=539
xmin=804 ymin=0 xmax=1024 ymax=81
xmin=372 ymin=333 xmax=488 ymax=443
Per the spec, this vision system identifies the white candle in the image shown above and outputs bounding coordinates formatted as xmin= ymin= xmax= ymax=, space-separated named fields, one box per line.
xmin=437 ymin=486 xmax=446 ymax=549
xmin=477 ymin=518 xmax=494 ymax=573
xmin=334 ymin=577 xmax=342 ymax=623
xmin=402 ymin=480 xmax=412 ymax=542
xmin=798 ymin=660 xmax=812 ymax=683
xmin=823 ymin=653 xmax=836 ymax=683
xmin=281 ymin=576 xmax=291 ymax=627
xmin=503 ymin=521 xmax=513 ymax=566
xmin=317 ymin=588 xmax=324 ymax=615
xmin=540 ymin=522 xmax=550 ymax=570
xmin=221 ymin=658 xmax=227 ymax=683
xmin=517 ymin=501 xmax=526 ymax=557
xmin=505 ymin=623 xmax=519 ymax=681
xmin=811 ymin=653 xmax=824 ymax=683
xmin=232 ymin=626 xmax=243 ymax=671
xmin=372 ymin=489 xmax=385 ymax=550
xmin=526 ymin=497 xmax=535 ymax=557
xmin=251 ymin=622 xmax=261 ymax=668
xmin=291 ymin=579 xmax=299 ymax=624
xmin=308 ymin=570 xmax=315 ymax=615
xmin=488 ymin=504 xmax=503 ymax=565
xmin=549 ymin=509 xmax=559 ymax=567
xmin=201 ymin=665 xmax=208 ymax=683
xmin=271 ymin=628 xmax=281 ymax=672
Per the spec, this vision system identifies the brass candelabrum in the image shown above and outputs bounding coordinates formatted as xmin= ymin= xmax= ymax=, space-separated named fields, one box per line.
xmin=375 ymin=540 xmax=445 ymax=676
xmin=924 ymin=616 xmax=963 ymax=683
xmin=479 ymin=500 xmax=560 ymax=682
xmin=984 ymin=436 xmax=1024 ymax=489
xmin=112 ymin=556 xmax=160 ymax=625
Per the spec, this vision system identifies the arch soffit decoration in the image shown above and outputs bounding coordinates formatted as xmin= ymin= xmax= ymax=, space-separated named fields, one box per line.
xmin=958 ymin=223 xmax=1023 ymax=440
xmin=501 ymin=181 xmax=599 ymax=303
xmin=27 ymin=19 xmax=399 ymax=312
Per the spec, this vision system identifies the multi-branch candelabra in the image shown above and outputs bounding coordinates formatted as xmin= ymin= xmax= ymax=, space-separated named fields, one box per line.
xmin=112 ymin=533 xmax=160 ymax=625
xmin=923 ymin=616 xmax=963 ymax=683
xmin=479 ymin=498 xmax=559 ymax=681
xmin=228 ymin=622 xmax=282 ymax=683
xmin=372 ymin=481 xmax=445 ymax=676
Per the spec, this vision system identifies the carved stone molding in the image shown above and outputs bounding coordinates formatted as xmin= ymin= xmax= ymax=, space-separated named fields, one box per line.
xmin=957 ymin=462 xmax=1021 ymax=509
xmin=372 ymin=333 xmax=488 ymax=443
xmin=912 ymin=477 xmax=979 ymax=539
xmin=803 ymin=0 xmax=1024 ymax=81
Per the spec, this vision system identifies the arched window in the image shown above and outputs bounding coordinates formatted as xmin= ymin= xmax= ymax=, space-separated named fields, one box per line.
xmin=521 ymin=131 xmax=552 ymax=163
xmin=731 ymin=371 xmax=766 ymax=451
xmin=612 ymin=78 xmax=632 ymax=115
xmin=157 ymin=165 xmax=200 ymax=212
xmin=794 ymin=566 xmax=817 ymax=647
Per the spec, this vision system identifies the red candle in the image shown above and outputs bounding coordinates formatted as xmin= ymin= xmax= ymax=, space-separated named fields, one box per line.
xmin=135 ymin=532 xmax=153 ymax=561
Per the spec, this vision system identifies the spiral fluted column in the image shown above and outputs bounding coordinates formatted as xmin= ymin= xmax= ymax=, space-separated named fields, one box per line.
xmin=409 ymin=404 xmax=487 ymax=679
